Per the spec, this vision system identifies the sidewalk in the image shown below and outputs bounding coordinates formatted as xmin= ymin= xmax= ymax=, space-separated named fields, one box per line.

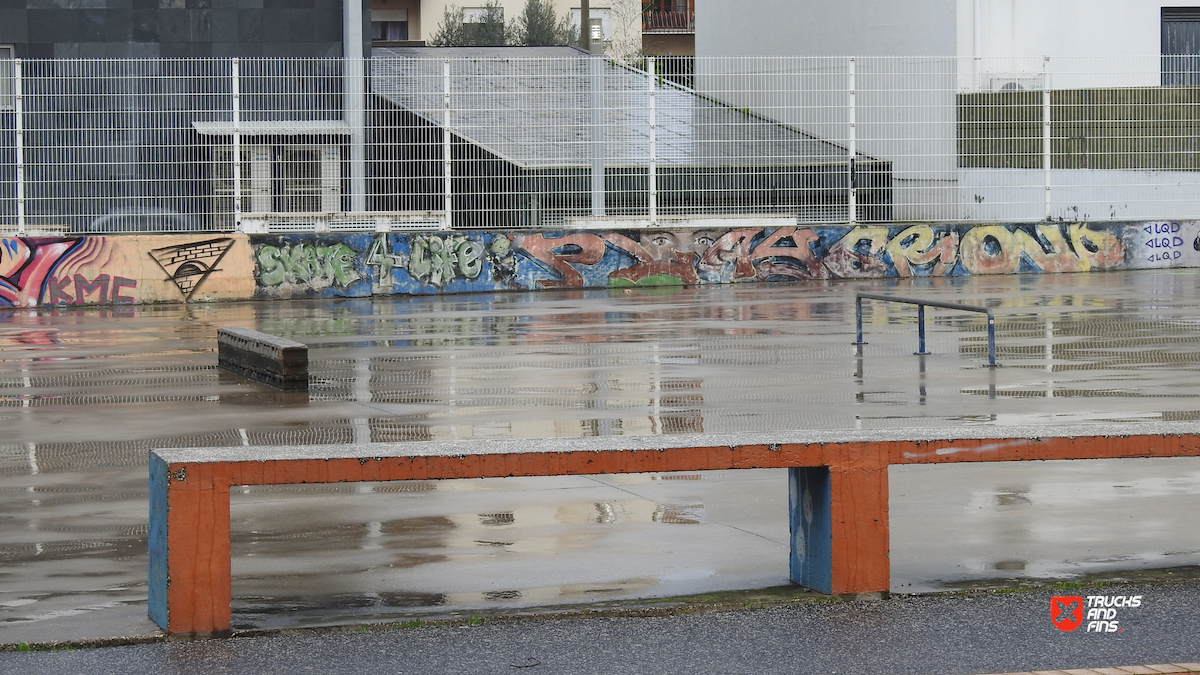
xmin=4 ymin=580 xmax=1199 ymax=675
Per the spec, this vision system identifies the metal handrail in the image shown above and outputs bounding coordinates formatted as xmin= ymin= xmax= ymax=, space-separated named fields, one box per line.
xmin=853 ymin=293 xmax=998 ymax=367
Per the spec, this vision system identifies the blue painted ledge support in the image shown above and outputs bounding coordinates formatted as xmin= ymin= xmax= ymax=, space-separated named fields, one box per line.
xmin=148 ymin=452 xmax=169 ymax=630
xmin=789 ymin=466 xmax=832 ymax=594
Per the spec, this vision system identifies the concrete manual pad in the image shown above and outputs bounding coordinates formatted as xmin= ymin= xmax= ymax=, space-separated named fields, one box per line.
xmin=3 ymin=270 xmax=1200 ymax=642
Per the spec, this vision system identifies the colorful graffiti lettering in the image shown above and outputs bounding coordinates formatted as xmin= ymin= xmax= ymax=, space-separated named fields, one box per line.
xmin=0 ymin=237 xmax=84 ymax=307
xmin=365 ymin=234 xmax=407 ymax=290
xmin=513 ymin=233 xmax=609 ymax=288
xmin=887 ymin=225 xmax=959 ymax=277
xmin=242 ymin=221 xmax=1141 ymax=300
xmin=45 ymin=273 xmax=137 ymax=305
xmin=407 ymin=234 xmax=486 ymax=288
xmin=511 ymin=222 xmax=1125 ymax=289
xmin=256 ymin=242 xmax=361 ymax=288
xmin=1144 ymin=221 xmax=1185 ymax=264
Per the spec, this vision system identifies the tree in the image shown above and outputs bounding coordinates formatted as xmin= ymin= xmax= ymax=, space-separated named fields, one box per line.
xmin=511 ymin=0 xmax=576 ymax=47
xmin=605 ymin=0 xmax=645 ymax=63
xmin=430 ymin=2 xmax=510 ymax=47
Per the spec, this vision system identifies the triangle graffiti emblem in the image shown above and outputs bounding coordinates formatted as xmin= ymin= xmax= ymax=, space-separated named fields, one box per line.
xmin=149 ymin=238 xmax=235 ymax=300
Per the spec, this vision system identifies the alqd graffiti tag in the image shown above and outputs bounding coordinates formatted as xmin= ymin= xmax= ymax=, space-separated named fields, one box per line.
xmin=0 ymin=237 xmax=84 ymax=307
xmin=149 ymin=238 xmax=235 ymax=300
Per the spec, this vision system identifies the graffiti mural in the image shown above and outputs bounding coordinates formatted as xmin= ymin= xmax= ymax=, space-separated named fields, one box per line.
xmin=508 ymin=222 xmax=1131 ymax=288
xmin=0 ymin=221 xmax=1183 ymax=306
xmin=256 ymin=241 xmax=362 ymax=289
xmin=1 ymin=237 xmax=83 ymax=307
xmin=1 ymin=235 xmax=253 ymax=307
xmin=243 ymin=221 xmax=1158 ymax=300
xmin=149 ymin=238 xmax=235 ymax=300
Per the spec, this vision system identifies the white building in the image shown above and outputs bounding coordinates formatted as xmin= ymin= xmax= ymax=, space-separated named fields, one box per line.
xmin=695 ymin=1 xmax=1200 ymax=222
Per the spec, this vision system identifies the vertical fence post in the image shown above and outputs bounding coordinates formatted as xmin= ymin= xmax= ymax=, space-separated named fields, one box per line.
xmin=847 ymin=57 xmax=857 ymax=224
xmin=1042 ymin=55 xmax=1052 ymax=221
xmin=14 ymin=58 xmax=25 ymax=236
xmin=231 ymin=58 xmax=241 ymax=231
xmin=589 ymin=55 xmax=606 ymax=217
xmin=443 ymin=59 xmax=453 ymax=230
xmin=647 ymin=56 xmax=657 ymax=227
xmin=345 ymin=56 xmax=368 ymax=213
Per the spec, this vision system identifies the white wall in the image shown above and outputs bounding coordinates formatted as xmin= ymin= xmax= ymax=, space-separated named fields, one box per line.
xmin=960 ymin=0 xmax=1200 ymax=89
xmin=692 ymin=0 xmax=962 ymax=219
xmin=966 ymin=0 xmax=1164 ymax=61
xmin=698 ymin=0 xmax=1200 ymax=87
xmin=960 ymin=169 xmax=1200 ymax=222
xmin=695 ymin=0 xmax=958 ymax=58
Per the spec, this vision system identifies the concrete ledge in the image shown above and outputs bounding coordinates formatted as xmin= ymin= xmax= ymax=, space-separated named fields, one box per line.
xmin=216 ymin=327 xmax=308 ymax=391
xmin=152 ymin=420 xmax=1200 ymax=465
xmin=148 ymin=423 xmax=1200 ymax=635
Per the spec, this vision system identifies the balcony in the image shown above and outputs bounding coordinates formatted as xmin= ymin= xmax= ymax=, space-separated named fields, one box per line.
xmin=642 ymin=10 xmax=694 ymax=33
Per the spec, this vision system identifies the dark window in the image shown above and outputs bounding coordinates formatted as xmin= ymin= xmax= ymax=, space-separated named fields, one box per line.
xmin=371 ymin=21 xmax=409 ymax=42
xmin=1 ymin=46 xmax=13 ymax=110
xmin=1162 ymin=7 xmax=1200 ymax=85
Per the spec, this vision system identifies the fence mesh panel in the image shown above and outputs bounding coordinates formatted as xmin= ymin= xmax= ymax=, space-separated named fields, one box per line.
xmin=3 ymin=54 xmax=1200 ymax=234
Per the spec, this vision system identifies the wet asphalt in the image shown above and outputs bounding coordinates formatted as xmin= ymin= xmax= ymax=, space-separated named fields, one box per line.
xmin=6 ymin=580 xmax=1200 ymax=675
xmin=3 ymin=270 xmax=1200 ymax=664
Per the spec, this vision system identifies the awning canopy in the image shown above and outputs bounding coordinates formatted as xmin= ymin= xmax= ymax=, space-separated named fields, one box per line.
xmin=191 ymin=120 xmax=353 ymax=136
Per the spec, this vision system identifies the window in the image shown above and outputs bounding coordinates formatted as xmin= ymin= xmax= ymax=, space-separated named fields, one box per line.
xmin=1162 ymin=7 xmax=1200 ymax=85
xmin=371 ymin=9 xmax=409 ymax=42
xmin=371 ymin=21 xmax=409 ymax=41
xmin=214 ymin=144 xmax=341 ymax=223
xmin=569 ymin=8 xmax=610 ymax=41
xmin=462 ymin=6 xmax=503 ymax=23
xmin=1 ymin=46 xmax=14 ymax=111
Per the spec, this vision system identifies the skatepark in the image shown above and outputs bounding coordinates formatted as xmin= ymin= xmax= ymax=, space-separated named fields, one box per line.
xmin=3 ymin=270 xmax=1200 ymax=648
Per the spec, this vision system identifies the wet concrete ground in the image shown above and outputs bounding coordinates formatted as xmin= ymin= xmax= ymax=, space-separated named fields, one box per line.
xmin=2 ymin=271 xmax=1200 ymax=643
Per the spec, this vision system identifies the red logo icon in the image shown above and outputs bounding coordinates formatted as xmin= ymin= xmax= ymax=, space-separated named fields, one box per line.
xmin=1052 ymin=596 xmax=1084 ymax=632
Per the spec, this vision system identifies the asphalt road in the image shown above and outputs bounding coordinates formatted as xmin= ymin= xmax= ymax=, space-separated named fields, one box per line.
xmin=6 ymin=581 xmax=1199 ymax=675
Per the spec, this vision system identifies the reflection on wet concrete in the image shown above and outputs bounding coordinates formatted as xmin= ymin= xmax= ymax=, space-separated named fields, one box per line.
xmin=225 ymin=472 xmax=767 ymax=629
xmin=7 ymin=271 xmax=1200 ymax=638
xmin=890 ymin=456 xmax=1200 ymax=592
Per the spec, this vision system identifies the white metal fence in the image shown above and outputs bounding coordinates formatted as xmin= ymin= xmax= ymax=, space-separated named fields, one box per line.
xmin=4 ymin=54 xmax=1200 ymax=234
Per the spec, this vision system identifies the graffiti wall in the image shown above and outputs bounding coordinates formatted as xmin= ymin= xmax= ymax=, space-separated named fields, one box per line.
xmin=0 ymin=235 xmax=254 ymax=308
xmin=246 ymin=221 xmax=1170 ymax=299
xmin=0 ymin=220 xmax=1195 ymax=307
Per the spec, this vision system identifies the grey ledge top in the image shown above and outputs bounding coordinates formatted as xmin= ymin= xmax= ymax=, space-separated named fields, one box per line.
xmin=152 ymin=421 xmax=1200 ymax=465
xmin=217 ymin=327 xmax=307 ymax=351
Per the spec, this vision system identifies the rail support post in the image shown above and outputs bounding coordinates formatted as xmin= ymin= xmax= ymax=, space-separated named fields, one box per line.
xmin=854 ymin=293 xmax=998 ymax=367
xmin=915 ymin=304 xmax=931 ymax=356
xmin=852 ymin=295 xmax=866 ymax=345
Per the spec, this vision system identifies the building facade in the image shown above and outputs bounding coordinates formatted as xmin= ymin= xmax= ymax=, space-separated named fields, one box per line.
xmin=0 ymin=0 xmax=361 ymax=59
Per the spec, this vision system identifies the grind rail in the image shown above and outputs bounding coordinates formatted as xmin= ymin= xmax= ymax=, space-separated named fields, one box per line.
xmin=853 ymin=293 xmax=998 ymax=367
